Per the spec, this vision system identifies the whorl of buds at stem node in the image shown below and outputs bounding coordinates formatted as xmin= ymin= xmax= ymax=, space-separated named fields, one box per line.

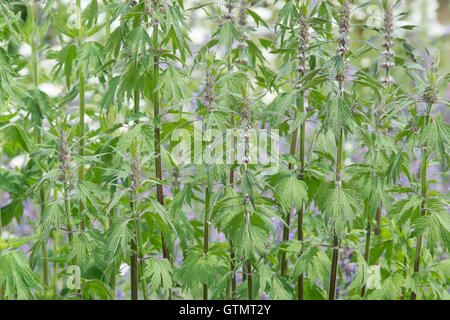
xmin=225 ymin=1 xmax=234 ymax=11
xmin=423 ymin=86 xmax=438 ymax=105
xmin=238 ymin=42 xmax=247 ymax=50
xmin=205 ymin=69 xmax=216 ymax=111
xmin=381 ymin=2 xmax=395 ymax=82
xmin=238 ymin=0 xmax=248 ymax=26
xmin=297 ymin=13 xmax=310 ymax=88
xmin=130 ymin=153 xmax=141 ymax=196
xmin=338 ymin=0 xmax=351 ymax=35
xmin=241 ymin=97 xmax=251 ymax=122
xmin=336 ymin=0 xmax=351 ymax=58
xmin=336 ymin=71 xmax=345 ymax=83
xmin=235 ymin=57 xmax=248 ymax=64
xmin=58 ymin=130 xmax=72 ymax=184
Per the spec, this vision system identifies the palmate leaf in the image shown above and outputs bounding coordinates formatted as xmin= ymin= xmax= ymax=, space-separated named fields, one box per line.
xmin=368 ymin=274 xmax=403 ymax=300
xmin=347 ymin=253 xmax=369 ymax=292
xmin=0 ymin=47 xmax=21 ymax=102
xmin=77 ymin=181 xmax=102 ymax=215
xmin=165 ymin=4 xmax=189 ymax=55
xmin=104 ymin=219 xmax=132 ymax=264
xmin=155 ymin=65 xmax=190 ymax=104
xmin=0 ymin=168 xmax=23 ymax=195
xmin=321 ymin=96 xmax=354 ymax=137
xmin=101 ymin=75 xmax=123 ymax=112
xmin=232 ymin=224 xmax=269 ymax=261
xmin=270 ymin=276 xmax=294 ymax=299
xmin=143 ymin=258 xmax=172 ymax=291
xmin=82 ymin=279 xmax=111 ymax=300
xmin=213 ymin=186 xmax=241 ymax=233
xmin=24 ymin=89 xmax=52 ymax=127
xmin=412 ymin=210 xmax=450 ymax=253
xmin=276 ymin=175 xmax=308 ymax=210
xmin=126 ymin=27 xmax=151 ymax=57
xmin=0 ymin=200 xmax=23 ymax=228
xmin=215 ymin=22 xmax=240 ymax=54
xmin=264 ymin=92 xmax=295 ymax=126
xmin=419 ymin=117 xmax=450 ymax=169
xmin=0 ymin=250 xmax=43 ymax=299
xmin=317 ymin=186 xmax=360 ymax=234
xmin=167 ymin=184 xmax=194 ymax=251
xmin=385 ymin=151 xmax=409 ymax=184
xmin=67 ymin=232 xmax=97 ymax=267
xmin=392 ymin=195 xmax=422 ymax=226
xmin=39 ymin=202 xmax=63 ymax=243
xmin=180 ymin=250 xmax=228 ymax=290
xmin=76 ymin=41 xmax=106 ymax=81
xmin=292 ymin=247 xmax=316 ymax=279
xmin=53 ymin=44 xmax=77 ymax=88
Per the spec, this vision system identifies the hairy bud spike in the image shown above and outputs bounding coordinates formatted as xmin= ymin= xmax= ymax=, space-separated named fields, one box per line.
xmin=297 ymin=13 xmax=310 ymax=86
xmin=381 ymin=1 xmax=395 ymax=81
xmin=238 ymin=0 xmax=248 ymax=27
xmin=58 ymin=130 xmax=72 ymax=184
xmin=130 ymin=153 xmax=141 ymax=197
xmin=205 ymin=67 xmax=216 ymax=111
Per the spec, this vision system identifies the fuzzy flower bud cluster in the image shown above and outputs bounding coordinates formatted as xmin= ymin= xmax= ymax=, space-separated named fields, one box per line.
xmin=205 ymin=68 xmax=215 ymax=111
xmin=296 ymin=14 xmax=310 ymax=87
xmin=145 ymin=0 xmax=166 ymax=24
xmin=224 ymin=0 xmax=234 ymax=22
xmin=241 ymin=96 xmax=252 ymax=166
xmin=129 ymin=153 xmax=142 ymax=199
xmin=238 ymin=0 xmax=248 ymax=27
xmin=336 ymin=0 xmax=351 ymax=83
xmin=336 ymin=0 xmax=350 ymax=56
xmin=381 ymin=2 xmax=395 ymax=85
xmin=235 ymin=1 xmax=249 ymax=65
xmin=423 ymin=61 xmax=439 ymax=105
xmin=58 ymin=130 xmax=72 ymax=185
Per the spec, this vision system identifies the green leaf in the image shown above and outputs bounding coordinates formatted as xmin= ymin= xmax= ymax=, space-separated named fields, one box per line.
xmin=143 ymin=258 xmax=173 ymax=291
xmin=233 ymin=224 xmax=268 ymax=261
xmin=276 ymin=175 xmax=308 ymax=209
xmin=317 ymin=186 xmax=360 ymax=234
xmin=0 ymin=250 xmax=43 ymax=299
xmin=321 ymin=97 xmax=354 ymax=136
xmin=104 ymin=219 xmax=132 ymax=264
xmin=155 ymin=66 xmax=189 ymax=104
xmin=181 ymin=251 xmax=227 ymax=289
xmin=420 ymin=118 xmax=450 ymax=169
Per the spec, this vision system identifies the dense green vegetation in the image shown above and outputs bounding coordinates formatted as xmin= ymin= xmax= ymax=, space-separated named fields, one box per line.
xmin=0 ymin=0 xmax=448 ymax=300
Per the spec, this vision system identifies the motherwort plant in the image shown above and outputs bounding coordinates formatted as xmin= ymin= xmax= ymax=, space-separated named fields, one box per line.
xmin=0 ymin=0 xmax=448 ymax=301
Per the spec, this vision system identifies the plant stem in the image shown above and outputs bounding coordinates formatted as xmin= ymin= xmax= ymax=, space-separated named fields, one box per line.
xmin=280 ymin=127 xmax=297 ymax=276
xmin=360 ymin=219 xmax=371 ymax=297
xmin=76 ymin=0 xmax=86 ymax=232
xmin=130 ymin=232 xmax=138 ymax=300
xmin=329 ymin=126 xmax=343 ymax=300
xmin=133 ymin=200 xmax=149 ymax=300
xmin=29 ymin=1 xmax=49 ymax=289
xmin=53 ymin=229 xmax=58 ymax=298
xmin=152 ymin=12 xmax=171 ymax=299
xmin=63 ymin=183 xmax=73 ymax=244
xmin=78 ymin=68 xmax=85 ymax=231
xmin=203 ymin=185 xmax=210 ymax=300
xmin=229 ymin=239 xmax=236 ymax=299
xmin=410 ymin=104 xmax=431 ymax=300
xmin=374 ymin=203 xmax=382 ymax=236
xmin=227 ymin=42 xmax=237 ymax=300
xmin=297 ymin=91 xmax=305 ymax=300
xmin=247 ymin=261 xmax=253 ymax=300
